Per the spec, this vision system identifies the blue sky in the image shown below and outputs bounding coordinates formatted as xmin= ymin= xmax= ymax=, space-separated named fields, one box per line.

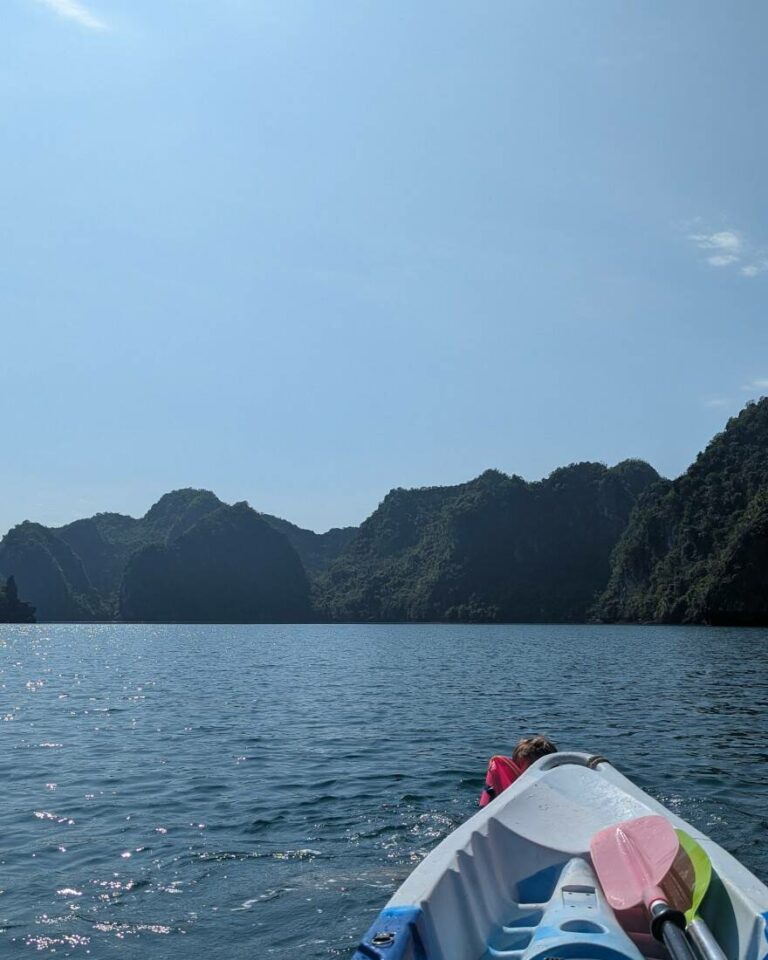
xmin=2 ymin=1 xmax=767 ymax=534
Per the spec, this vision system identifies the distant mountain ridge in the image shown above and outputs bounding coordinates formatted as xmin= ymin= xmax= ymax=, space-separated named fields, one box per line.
xmin=120 ymin=501 xmax=310 ymax=623
xmin=0 ymin=490 xmax=318 ymax=622
xmin=0 ymin=521 xmax=106 ymax=621
xmin=314 ymin=460 xmax=660 ymax=623
xmin=259 ymin=515 xmax=357 ymax=575
xmin=4 ymin=402 xmax=768 ymax=625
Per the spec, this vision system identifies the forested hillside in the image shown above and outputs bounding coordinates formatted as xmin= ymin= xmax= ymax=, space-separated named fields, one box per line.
xmin=315 ymin=460 xmax=659 ymax=622
xmin=0 ymin=490 xmax=315 ymax=622
xmin=120 ymin=502 xmax=310 ymax=622
xmin=596 ymin=399 xmax=768 ymax=624
xmin=260 ymin=515 xmax=357 ymax=574
xmin=0 ymin=521 xmax=108 ymax=621
xmin=5 ymin=400 xmax=767 ymax=627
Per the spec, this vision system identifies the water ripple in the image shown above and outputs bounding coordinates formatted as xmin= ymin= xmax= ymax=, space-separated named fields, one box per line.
xmin=2 ymin=623 xmax=768 ymax=958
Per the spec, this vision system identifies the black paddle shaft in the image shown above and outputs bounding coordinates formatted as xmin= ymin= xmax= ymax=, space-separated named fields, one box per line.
xmin=662 ymin=921 xmax=700 ymax=960
xmin=650 ymin=902 xmax=698 ymax=960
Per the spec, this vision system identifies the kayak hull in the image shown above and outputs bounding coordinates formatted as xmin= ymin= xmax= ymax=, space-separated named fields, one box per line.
xmin=353 ymin=753 xmax=768 ymax=960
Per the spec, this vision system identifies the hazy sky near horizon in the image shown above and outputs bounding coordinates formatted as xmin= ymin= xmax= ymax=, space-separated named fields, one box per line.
xmin=2 ymin=1 xmax=768 ymax=534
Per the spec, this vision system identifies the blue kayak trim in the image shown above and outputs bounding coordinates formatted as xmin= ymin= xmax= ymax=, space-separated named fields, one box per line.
xmin=352 ymin=905 xmax=426 ymax=960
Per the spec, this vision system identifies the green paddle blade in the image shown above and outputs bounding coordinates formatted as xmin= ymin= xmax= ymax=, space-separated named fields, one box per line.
xmin=676 ymin=829 xmax=712 ymax=923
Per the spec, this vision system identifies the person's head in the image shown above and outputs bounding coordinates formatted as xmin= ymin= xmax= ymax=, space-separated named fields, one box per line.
xmin=512 ymin=735 xmax=557 ymax=771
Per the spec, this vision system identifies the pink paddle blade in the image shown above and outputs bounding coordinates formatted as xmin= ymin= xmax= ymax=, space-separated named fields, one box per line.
xmin=591 ymin=815 xmax=680 ymax=911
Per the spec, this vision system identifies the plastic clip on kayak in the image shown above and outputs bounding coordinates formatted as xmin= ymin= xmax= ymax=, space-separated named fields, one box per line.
xmin=591 ymin=816 xmax=699 ymax=960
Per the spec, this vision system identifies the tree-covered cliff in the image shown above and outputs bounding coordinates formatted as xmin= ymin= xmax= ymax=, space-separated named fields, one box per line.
xmin=120 ymin=502 xmax=311 ymax=622
xmin=16 ymin=416 xmax=768 ymax=627
xmin=596 ymin=399 xmax=768 ymax=625
xmin=0 ymin=490 xmax=313 ymax=623
xmin=0 ymin=521 xmax=108 ymax=621
xmin=56 ymin=489 xmax=224 ymax=599
xmin=0 ymin=576 xmax=36 ymax=623
xmin=315 ymin=460 xmax=660 ymax=622
xmin=260 ymin=515 xmax=357 ymax=574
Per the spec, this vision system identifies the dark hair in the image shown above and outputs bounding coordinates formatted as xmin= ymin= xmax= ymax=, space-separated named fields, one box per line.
xmin=512 ymin=735 xmax=558 ymax=766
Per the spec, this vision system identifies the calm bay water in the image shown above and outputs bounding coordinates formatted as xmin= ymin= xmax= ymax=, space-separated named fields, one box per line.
xmin=2 ymin=623 xmax=768 ymax=958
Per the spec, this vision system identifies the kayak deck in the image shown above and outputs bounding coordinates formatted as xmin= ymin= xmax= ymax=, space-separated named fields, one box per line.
xmin=353 ymin=753 xmax=768 ymax=960
xmin=481 ymin=857 xmax=646 ymax=960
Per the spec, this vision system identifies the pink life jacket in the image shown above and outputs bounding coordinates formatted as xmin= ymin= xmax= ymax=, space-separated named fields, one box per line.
xmin=479 ymin=755 xmax=524 ymax=807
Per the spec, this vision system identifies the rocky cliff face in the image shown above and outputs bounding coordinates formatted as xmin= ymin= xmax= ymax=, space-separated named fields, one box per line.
xmin=596 ymin=399 xmax=768 ymax=624
xmin=0 ymin=490 xmax=312 ymax=623
xmin=260 ymin=515 xmax=357 ymax=575
xmin=119 ymin=501 xmax=311 ymax=623
xmin=20 ymin=417 xmax=768 ymax=627
xmin=316 ymin=460 xmax=660 ymax=623
xmin=0 ymin=575 xmax=36 ymax=623
xmin=0 ymin=521 xmax=107 ymax=621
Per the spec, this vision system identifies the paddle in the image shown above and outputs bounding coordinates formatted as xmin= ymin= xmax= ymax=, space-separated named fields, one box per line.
xmin=676 ymin=829 xmax=728 ymax=960
xmin=591 ymin=815 xmax=698 ymax=960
